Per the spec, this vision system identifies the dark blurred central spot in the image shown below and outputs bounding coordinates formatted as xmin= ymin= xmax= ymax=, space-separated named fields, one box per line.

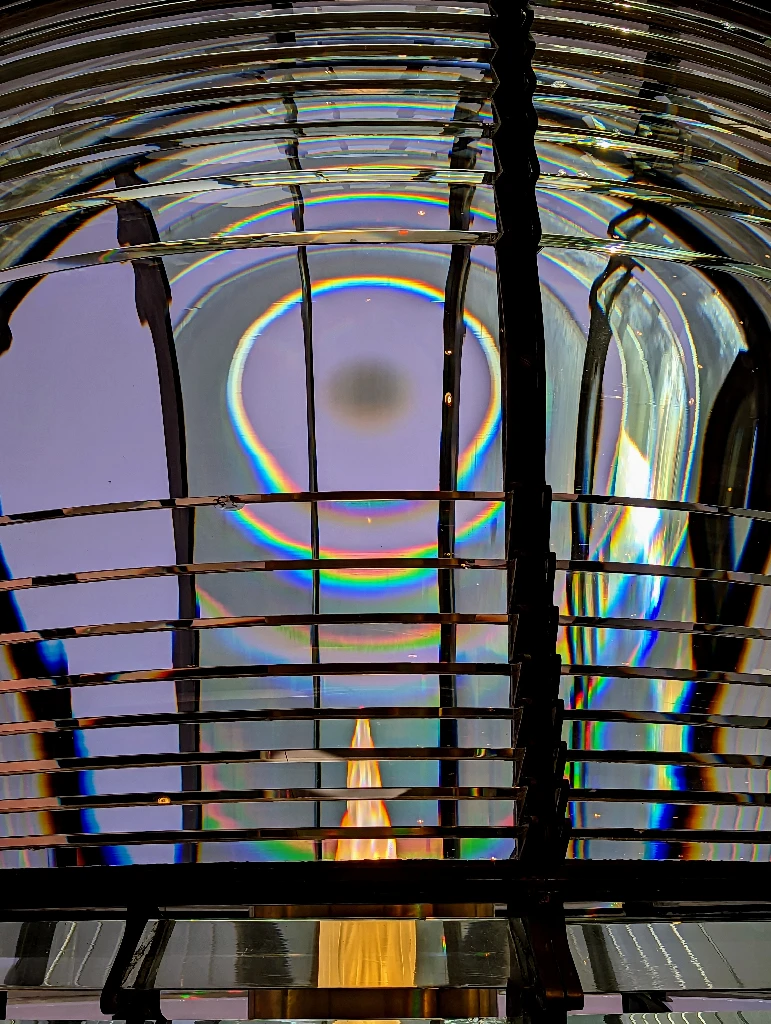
xmin=327 ymin=359 xmax=409 ymax=427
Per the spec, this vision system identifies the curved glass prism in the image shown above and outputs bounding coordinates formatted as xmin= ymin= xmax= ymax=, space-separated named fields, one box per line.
xmin=537 ymin=0 xmax=771 ymax=860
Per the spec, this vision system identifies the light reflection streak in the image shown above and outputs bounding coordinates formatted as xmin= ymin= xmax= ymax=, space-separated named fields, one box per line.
xmin=541 ymin=155 xmax=733 ymax=844
xmin=542 ymin=57 xmax=764 ymax=856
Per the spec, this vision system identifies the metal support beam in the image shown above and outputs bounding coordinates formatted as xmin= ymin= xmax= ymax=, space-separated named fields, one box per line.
xmin=115 ymin=167 xmax=200 ymax=864
xmin=489 ymin=0 xmax=569 ymax=866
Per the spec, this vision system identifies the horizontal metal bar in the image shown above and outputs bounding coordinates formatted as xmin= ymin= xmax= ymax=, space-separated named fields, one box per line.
xmin=0 ymin=748 xmax=522 ymax=777
xmin=0 ymin=786 xmax=525 ymax=815
xmin=0 ymin=858 xmax=762 ymax=911
xmin=0 ymin=229 xmax=499 ymax=286
xmin=0 ymin=167 xmax=494 ymax=226
xmin=560 ymin=614 xmax=771 ymax=642
xmin=570 ymin=827 xmax=771 ymax=845
xmin=565 ymin=708 xmax=771 ymax=731
xmin=570 ymin=788 xmax=771 ymax=807
xmin=0 ymin=612 xmax=509 ymax=647
xmin=0 ymin=557 xmax=507 ymax=595
xmin=0 ymin=705 xmax=520 ymax=738
xmin=556 ymin=559 xmax=771 ymax=588
xmin=561 ymin=662 xmax=771 ymax=688
xmin=567 ymin=750 xmax=771 ymax=769
xmin=552 ymin=491 xmax=771 ymax=524
xmin=0 ymin=824 xmax=525 ymax=852
xmin=0 ymin=490 xmax=505 ymax=528
xmin=0 ymin=662 xmax=516 ymax=698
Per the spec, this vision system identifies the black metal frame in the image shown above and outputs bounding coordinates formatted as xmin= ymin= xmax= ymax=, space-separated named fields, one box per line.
xmin=0 ymin=858 xmax=766 ymax=912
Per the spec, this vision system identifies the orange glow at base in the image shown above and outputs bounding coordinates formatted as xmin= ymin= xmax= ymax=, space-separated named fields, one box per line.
xmin=321 ymin=719 xmax=417 ymax=998
xmin=335 ymin=717 xmax=397 ymax=862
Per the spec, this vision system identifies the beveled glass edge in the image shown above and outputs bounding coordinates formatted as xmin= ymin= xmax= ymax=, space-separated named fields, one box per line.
xmin=538 ymin=235 xmax=771 ymax=283
xmin=561 ymin=663 xmax=771 ymax=688
xmin=0 ymin=5 xmax=494 ymax=63
xmin=0 ymin=229 xmax=499 ymax=285
xmin=0 ymin=168 xmax=494 ymax=227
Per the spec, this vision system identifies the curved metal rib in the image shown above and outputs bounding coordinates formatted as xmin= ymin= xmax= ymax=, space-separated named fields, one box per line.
xmin=0 ymin=706 xmax=520 ymax=739
xmin=0 ymin=747 xmax=522 ymax=777
xmin=553 ymin=492 xmax=771 ymax=523
xmin=0 ymin=557 xmax=507 ymax=595
xmin=0 ymin=611 xmax=509 ymax=647
xmin=0 ymin=786 xmax=525 ymax=815
xmin=0 ymin=489 xmax=505 ymax=528
xmin=560 ymin=613 xmax=771 ymax=641
xmin=556 ymin=559 xmax=771 ymax=588
xmin=561 ymin=662 xmax=771 ymax=688
xmin=0 ymin=824 xmax=525 ymax=853
xmin=0 ymin=661 xmax=515 ymax=698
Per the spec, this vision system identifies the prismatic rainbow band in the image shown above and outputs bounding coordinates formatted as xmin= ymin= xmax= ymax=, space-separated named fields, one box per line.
xmin=224 ymin=275 xmax=503 ymax=593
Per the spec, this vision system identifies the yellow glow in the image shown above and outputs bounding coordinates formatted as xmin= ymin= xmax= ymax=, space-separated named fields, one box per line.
xmin=319 ymin=718 xmax=417 ymax=1000
xmin=317 ymin=918 xmax=417 ymax=987
xmin=335 ymin=718 xmax=396 ymax=862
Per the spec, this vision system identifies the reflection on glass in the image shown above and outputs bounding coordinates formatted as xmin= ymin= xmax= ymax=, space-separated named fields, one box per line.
xmin=0 ymin=3 xmax=513 ymax=865
xmin=538 ymin=0 xmax=771 ymax=859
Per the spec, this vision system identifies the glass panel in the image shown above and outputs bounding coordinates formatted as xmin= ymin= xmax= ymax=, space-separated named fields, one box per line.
xmin=540 ymin=0 xmax=771 ymax=860
xmin=570 ymin=921 xmax=771 ymax=992
xmin=129 ymin=917 xmax=511 ymax=990
xmin=0 ymin=920 xmax=124 ymax=988
xmin=0 ymin=0 xmax=512 ymax=865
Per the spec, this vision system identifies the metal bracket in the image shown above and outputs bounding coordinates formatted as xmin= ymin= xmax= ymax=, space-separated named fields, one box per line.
xmin=99 ymin=909 xmax=172 ymax=1022
xmin=508 ymin=895 xmax=584 ymax=1023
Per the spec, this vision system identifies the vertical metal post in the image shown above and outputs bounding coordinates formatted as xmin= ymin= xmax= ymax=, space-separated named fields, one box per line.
xmin=489 ymin=1 xmax=568 ymax=864
xmin=116 ymin=167 xmax=201 ymax=865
